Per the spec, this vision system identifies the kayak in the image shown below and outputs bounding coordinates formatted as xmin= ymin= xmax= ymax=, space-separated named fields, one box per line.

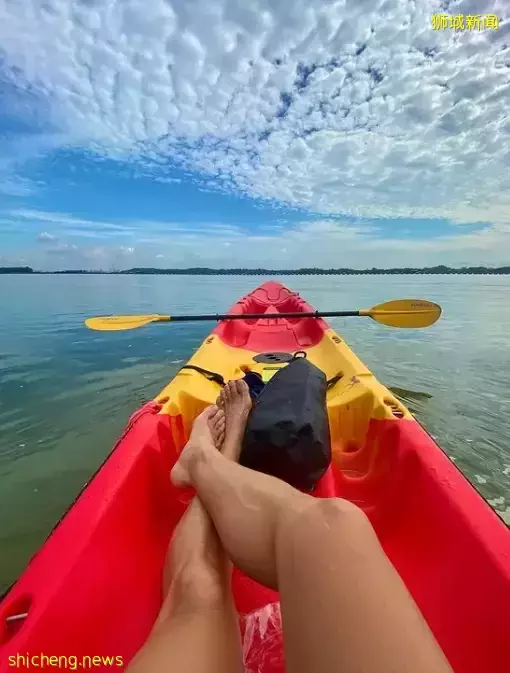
xmin=1 ymin=281 xmax=509 ymax=673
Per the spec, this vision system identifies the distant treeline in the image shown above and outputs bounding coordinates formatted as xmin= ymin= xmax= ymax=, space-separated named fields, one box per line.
xmin=0 ymin=266 xmax=34 ymax=274
xmin=118 ymin=265 xmax=510 ymax=275
xmin=1 ymin=265 xmax=510 ymax=275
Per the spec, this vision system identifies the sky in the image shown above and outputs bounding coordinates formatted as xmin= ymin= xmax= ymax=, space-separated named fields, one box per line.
xmin=0 ymin=0 xmax=509 ymax=270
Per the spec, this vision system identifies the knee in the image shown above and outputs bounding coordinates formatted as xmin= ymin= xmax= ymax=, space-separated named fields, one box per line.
xmin=311 ymin=497 xmax=367 ymax=527
xmin=277 ymin=495 xmax=371 ymax=553
xmin=305 ymin=497 xmax=373 ymax=540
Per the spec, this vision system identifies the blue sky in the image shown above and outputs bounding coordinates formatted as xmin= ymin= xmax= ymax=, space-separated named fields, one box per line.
xmin=0 ymin=0 xmax=509 ymax=270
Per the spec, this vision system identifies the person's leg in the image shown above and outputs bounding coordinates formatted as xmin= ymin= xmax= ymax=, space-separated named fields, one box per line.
xmin=171 ymin=382 xmax=310 ymax=589
xmin=127 ymin=406 xmax=242 ymax=673
xmin=171 ymin=382 xmax=454 ymax=673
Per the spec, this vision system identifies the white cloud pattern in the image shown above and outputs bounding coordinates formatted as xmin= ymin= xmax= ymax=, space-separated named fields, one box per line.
xmin=2 ymin=208 xmax=508 ymax=270
xmin=1 ymin=0 xmax=510 ymax=267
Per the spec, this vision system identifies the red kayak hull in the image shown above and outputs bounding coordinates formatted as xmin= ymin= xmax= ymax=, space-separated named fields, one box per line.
xmin=1 ymin=282 xmax=508 ymax=672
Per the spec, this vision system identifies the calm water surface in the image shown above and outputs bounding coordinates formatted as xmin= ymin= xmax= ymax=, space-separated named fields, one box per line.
xmin=1 ymin=274 xmax=509 ymax=592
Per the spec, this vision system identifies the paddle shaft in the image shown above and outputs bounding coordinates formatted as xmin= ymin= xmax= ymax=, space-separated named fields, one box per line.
xmin=169 ymin=309 xmax=425 ymax=321
xmin=168 ymin=310 xmax=355 ymax=321
xmin=85 ymin=300 xmax=441 ymax=331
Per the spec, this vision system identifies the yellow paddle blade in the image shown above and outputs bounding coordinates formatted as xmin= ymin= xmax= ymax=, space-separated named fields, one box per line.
xmin=361 ymin=299 xmax=442 ymax=328
xmin=85 ymin=314 xmax=171 ymax=331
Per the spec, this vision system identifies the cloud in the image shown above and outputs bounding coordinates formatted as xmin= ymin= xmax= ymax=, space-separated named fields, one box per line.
xmin=3 ymin=212 xmax=508 ymax=271
xmin=37 ymin=231 xmax=58 ymax=243
xmin=86 ymin=246 xmax=107 ymax=260
xmin=9 ymin=208 xmax=250 ymax=245
xmin=45 ymin=242 xmax=79 ymax=256
xmin=13 ymin=209 xmax=137 ymax=238
xmin=1 ymin=0 xmax=509 ymax=227
xmin=0 ymin=176 xmax=39 ymax=197
xmin=0 ymin=130 xmax=64 ymax=193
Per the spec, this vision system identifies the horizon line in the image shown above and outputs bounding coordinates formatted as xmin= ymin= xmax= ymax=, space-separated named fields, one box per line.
xmin=1 ymin=265 xmax=510 ymax=275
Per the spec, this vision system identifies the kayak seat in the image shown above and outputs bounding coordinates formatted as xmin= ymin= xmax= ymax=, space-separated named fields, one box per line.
xmin=214 ymin=285 xmax=328 ymax=351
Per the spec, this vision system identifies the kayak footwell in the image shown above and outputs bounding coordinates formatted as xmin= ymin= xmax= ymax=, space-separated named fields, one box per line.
xmin=1 ymin=281 xmax=509 ymax=673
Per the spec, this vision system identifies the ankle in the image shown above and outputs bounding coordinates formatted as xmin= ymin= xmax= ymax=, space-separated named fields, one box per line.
xmin=158 ymin=563 xmax=230 ymax=624
xmin=186 ymin=436 xmax=216 ymax=480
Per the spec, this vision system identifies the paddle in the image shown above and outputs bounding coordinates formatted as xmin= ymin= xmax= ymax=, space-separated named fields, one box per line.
xmin=85 ymin=299 xmax=441 ymax=331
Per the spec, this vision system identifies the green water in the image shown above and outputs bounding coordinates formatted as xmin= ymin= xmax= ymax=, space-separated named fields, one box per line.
xmin=1 ymin=275 xmax=509 ymax=592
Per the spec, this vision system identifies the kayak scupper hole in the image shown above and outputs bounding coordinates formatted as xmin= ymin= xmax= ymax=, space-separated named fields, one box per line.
xmin=384 ymin=398 xmax=405 ymax=419
xmin=0 ymin=595 xmax=32 ymax=644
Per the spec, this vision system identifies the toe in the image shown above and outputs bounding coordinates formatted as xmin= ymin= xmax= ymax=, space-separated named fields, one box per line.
xmin=241 ymin=380 xmax=252 ymax=402
xmin=235 ymin=379 xmax=246 ymax=396
xmin=216 ymin=391 xmax=224 ymax=409
xmin=228 ymin=380 xmax=238 ymax=399
xmin=212 ymin=416 xmax=225 ymax=438
xmin=224 ymin=381 xmax=232 ymax=404
xmin=208 ymin=408 xmax=225 ymax=449
xmin=214 ymin=423 xmax=225 ymax=448
xmin=210 ymin=407 xmax=223 ymax=427
xmin=235 ymin=378 xmax=252 ymax=407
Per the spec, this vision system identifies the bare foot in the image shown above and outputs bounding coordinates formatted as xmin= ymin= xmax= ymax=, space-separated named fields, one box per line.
xmin=209 ymin=406 xmax=226 ymax=449
xmin=220 ymin=379 xmax=252 ymax=461
xmin=171 ymin=381 xmax=251 ymax=486
xmin=171 ymin=406 xmax=219 ymax=487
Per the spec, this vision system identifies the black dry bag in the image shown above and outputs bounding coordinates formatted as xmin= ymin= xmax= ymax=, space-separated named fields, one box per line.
xmin=240 ymin=356 xmax=331 ymax=490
